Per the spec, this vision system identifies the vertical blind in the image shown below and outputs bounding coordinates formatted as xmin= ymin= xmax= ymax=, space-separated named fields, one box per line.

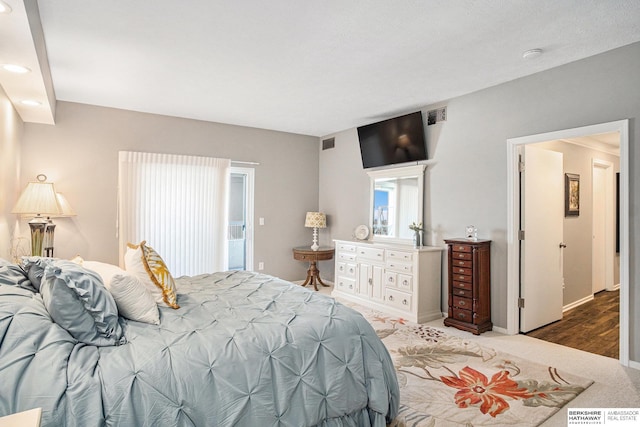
xmin=118 ymin=151 xmax=230 ymax=277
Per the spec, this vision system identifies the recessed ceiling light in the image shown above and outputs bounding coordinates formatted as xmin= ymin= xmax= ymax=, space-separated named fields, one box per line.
xmin=522 ymin=48 xmax=543 ymax=60
xmin=2 ymin=64 xmax=31 ymax=74
xmin=0 ymin=1 xmax=12 ymax=14
xmin=21 ymin=100 xmax=42 ymax=106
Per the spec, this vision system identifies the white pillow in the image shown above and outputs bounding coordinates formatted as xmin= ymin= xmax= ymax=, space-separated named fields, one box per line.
xmin=82 ymin=260 xmax=160 ymax=325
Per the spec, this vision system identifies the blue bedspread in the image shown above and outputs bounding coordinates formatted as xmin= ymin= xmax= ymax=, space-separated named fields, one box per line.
xmin=0 ymin=270 xmax=399 ymax=426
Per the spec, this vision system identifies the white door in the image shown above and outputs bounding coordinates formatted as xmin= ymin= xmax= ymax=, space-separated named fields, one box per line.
xmin=520 ymin=145 xmax=564 ymax=333
xmin=592 ymin=165 xmax=606 ymax=293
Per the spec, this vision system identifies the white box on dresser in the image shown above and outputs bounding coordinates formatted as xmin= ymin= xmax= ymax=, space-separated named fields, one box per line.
xmin=332 ymin=239 xmax=443 ymax=323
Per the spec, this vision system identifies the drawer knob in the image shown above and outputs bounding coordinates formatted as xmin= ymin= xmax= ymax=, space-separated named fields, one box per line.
xmin=402 ymin=299 xmax=407 ymax=305
xmin=349 ymin=284 xmax=353 ymax=289
xmin=402 ymin=280 xmax=408 ymax=286
xmin=349 ymin=268 xmax=354 ymax=273
xmin=458 ymin=312 xmax=467 ymax=319
xmin=388 ymin=295 xmax=394 ymax=301
xmin=388 ymin=277 xmax=394 ymax=282
xmin=459 ymin=300 xmax=466 ymax=306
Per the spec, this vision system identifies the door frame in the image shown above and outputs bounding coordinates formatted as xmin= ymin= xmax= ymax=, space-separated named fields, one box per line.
xmin=591 ymin=158 xmax=615 ymax=293
xmin=506 ymin=120 xmax=629 ymax=366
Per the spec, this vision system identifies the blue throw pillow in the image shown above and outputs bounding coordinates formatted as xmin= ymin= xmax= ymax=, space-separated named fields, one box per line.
xmin=0 ymin=258 xmax=37 ymax=292
xmin=21 ymin=256 xmax=56 ymax=291
xmin=40 ymin=260 xmax=126 ymax=346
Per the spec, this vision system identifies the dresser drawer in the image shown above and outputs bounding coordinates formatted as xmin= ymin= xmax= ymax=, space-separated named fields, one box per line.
xmin=452 ymin=244 xmax=472 ymax=253
xmin=357 ymin=246 xmax=384 ymax=261
xmin=453 ymin=273 xmax=472 ymax=283
xmin=453 ymin=296 xmax=472 ymax=310
xmin=336 ymin=262 xmax=357 ymax=278
xmin=335 ymin=277 xmax=356 ymax=294
xmin=336 ymin=243 xmax=356 ymax=253
xmin=452 ymin=287 xmax=472 ymax=298
xmin=387 ymin=250 xmax=413 ymax=263
xmin=453 ymin=280 xmax=472 ymax=291
xmin=452 ymin=259 xmax=472 ymax=268
xmin=452 ymin=267 xmax=471 ymax=275
xmin=385 ymin=272 xmax=413 ymax=292
xmin=386 ymin=261 xmax=412 ymax=273
xmin=453 ymin=252 xmax=472 ymax=261
xmin=385 ymin=289 xmax=412 ymax=311
xmin=452 ymin=307 xmax=473 ymax=323
xmin=338 ymin=252 xmax=356 ymax=262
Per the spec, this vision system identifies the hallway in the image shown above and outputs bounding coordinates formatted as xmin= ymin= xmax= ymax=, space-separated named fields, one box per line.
xmin=526 ymin=290 xmax=619 ymax=358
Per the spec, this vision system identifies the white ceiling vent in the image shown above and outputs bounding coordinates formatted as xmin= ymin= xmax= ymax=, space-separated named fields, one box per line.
xmin=427 ymin=107 xmax=447 ymax=126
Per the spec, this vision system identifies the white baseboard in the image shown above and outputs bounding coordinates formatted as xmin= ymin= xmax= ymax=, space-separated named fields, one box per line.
xmin=563 ymin=294 xmax=594 ymax=312
xmin=607 ymin=283 xmax=621 ymax=291
xmin=492 ymin=325 xmax=508 ymax=335
xmin=629 ymin=359 xmax=640 ymax=371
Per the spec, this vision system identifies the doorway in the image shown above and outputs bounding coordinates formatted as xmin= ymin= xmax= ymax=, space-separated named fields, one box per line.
xmin=228 ymin=167 xmax=255 ymax=271
xmin=506 ymin=120 xmax=629 ymax=365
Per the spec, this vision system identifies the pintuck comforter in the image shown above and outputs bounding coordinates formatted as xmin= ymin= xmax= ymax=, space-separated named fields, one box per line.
xmin=0 ymin=270 xmax=399 ymax=426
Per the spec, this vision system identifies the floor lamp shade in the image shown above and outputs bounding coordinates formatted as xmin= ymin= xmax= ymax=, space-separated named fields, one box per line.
xmin=12 ymin=179 xmax=61 ymax=256
xmin=305 ymin=212 xmax=326 ymax=251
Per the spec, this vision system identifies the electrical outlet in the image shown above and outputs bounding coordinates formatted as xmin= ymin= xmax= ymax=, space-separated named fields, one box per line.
xmin=258 ymin=262 xmax=264 ymax=270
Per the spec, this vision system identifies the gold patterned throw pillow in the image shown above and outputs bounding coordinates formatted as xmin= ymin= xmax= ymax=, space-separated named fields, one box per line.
xmin=125 ymin=241 xmax=179 ymax=309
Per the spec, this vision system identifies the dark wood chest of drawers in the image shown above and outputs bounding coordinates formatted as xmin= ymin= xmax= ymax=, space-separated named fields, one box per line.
xmin=444 ymin=239 xmax=492 ymax=335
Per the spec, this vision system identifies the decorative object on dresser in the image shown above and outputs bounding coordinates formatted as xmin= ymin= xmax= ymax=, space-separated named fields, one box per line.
xmin=304 ymin=211 xmax=326 ymax=251
xmin=332 ymin=239 xmax=442 ymax=323
xmin=444 ymin=238 xmax=492 ymax=334
xmin=11 ymin=174 xmax=62 ymax=256
xmin=292 ymin=246 xmax=335 ymax=291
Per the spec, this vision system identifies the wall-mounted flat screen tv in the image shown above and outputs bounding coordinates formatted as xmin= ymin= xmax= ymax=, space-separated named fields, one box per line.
xmin=357 ymin=111 xmax=427 ymax=169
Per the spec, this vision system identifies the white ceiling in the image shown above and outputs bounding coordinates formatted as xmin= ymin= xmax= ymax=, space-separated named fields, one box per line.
xmin=2 ymin=1 xmax=640 ymax=137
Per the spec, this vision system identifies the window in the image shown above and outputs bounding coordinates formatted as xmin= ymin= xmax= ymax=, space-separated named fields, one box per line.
xmin=118 ymin=151 xmax=230 ymax=276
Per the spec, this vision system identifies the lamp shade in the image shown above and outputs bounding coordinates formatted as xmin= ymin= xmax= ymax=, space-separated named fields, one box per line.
xmin=54 ymin=192 xmax=77 ymax=217
xmin=304 ymin=212 xmax=326 ymax=228
xmin=11 ymin=181 xmax=61 ymax=216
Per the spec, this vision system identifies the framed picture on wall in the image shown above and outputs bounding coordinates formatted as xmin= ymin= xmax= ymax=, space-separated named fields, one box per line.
xmin=564 ymin=173 xmax=580 ymax=217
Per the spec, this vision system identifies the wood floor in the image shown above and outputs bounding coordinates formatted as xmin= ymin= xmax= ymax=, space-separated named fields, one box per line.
xmin=526 ymin=289 xmax=619 ymax=359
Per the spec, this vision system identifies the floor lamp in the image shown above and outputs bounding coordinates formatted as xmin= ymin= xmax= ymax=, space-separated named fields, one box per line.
xmin=11 ymin=175 xmax=61 ymax=256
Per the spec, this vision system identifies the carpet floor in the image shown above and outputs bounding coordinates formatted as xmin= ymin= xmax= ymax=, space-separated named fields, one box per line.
xmin=306 ymin=282 xmax=640 ymax=426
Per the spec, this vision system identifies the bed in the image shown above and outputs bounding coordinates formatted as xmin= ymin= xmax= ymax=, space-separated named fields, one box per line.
xmin=0 ymin=258 xmax=399 ymax=426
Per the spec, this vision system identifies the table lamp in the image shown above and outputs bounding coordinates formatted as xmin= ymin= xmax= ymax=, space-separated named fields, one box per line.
xmin=42 ymin=192 xmax=77 ymax=257
xmin=305 ymin=212 xmax=326 ymax=251
xmin=11 ymin=175 xmax=61 ymax=256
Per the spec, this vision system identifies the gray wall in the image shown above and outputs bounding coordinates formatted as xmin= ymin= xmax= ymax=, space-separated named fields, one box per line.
xmin=0 ymin=86 xmax=24 ymax=261
xmin=20 ymin=101 xmax=319 ymax=281
xmin=537 ymin=140 xmax=620 ymax=306
xmin=319 ymin=42 xmax=639 ymax=362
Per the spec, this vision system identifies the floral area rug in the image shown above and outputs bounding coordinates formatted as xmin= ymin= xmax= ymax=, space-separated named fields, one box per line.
xmin=345 ymin=303 xmax=593 ymax=427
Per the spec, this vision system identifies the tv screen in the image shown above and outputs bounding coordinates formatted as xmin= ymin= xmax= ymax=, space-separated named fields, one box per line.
xmin=357 ymin=111 xmax=427 ymax=169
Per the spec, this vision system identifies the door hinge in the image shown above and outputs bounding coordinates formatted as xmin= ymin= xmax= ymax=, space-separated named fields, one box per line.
xmin=518 ymin=155 xmax=525 ymax=172
xmin=518 ymin=230 xmax=525 ymax=240
xmin=518 ymin=298 xmax=525 ymax=308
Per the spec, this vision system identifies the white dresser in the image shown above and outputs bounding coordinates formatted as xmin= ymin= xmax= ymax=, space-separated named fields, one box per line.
xmin=332 ymin=239 xmax=443 ymax=323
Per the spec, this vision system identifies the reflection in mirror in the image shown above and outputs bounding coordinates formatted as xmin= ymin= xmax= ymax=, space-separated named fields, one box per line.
xmin=368 ymin=165 xmax=425 ymax=244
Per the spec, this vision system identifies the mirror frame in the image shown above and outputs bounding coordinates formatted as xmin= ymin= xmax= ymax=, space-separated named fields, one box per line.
xmin=367 ymin=164 xmax=425 ymax=244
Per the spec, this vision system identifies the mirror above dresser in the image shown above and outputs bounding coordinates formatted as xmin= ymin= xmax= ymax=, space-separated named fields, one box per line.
xmin=367 ymin=164 xmax=425 ymax=244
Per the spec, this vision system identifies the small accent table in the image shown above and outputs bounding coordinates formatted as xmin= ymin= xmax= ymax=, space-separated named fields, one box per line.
xmin=292 ymin=246 xmax=335 ymax=291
